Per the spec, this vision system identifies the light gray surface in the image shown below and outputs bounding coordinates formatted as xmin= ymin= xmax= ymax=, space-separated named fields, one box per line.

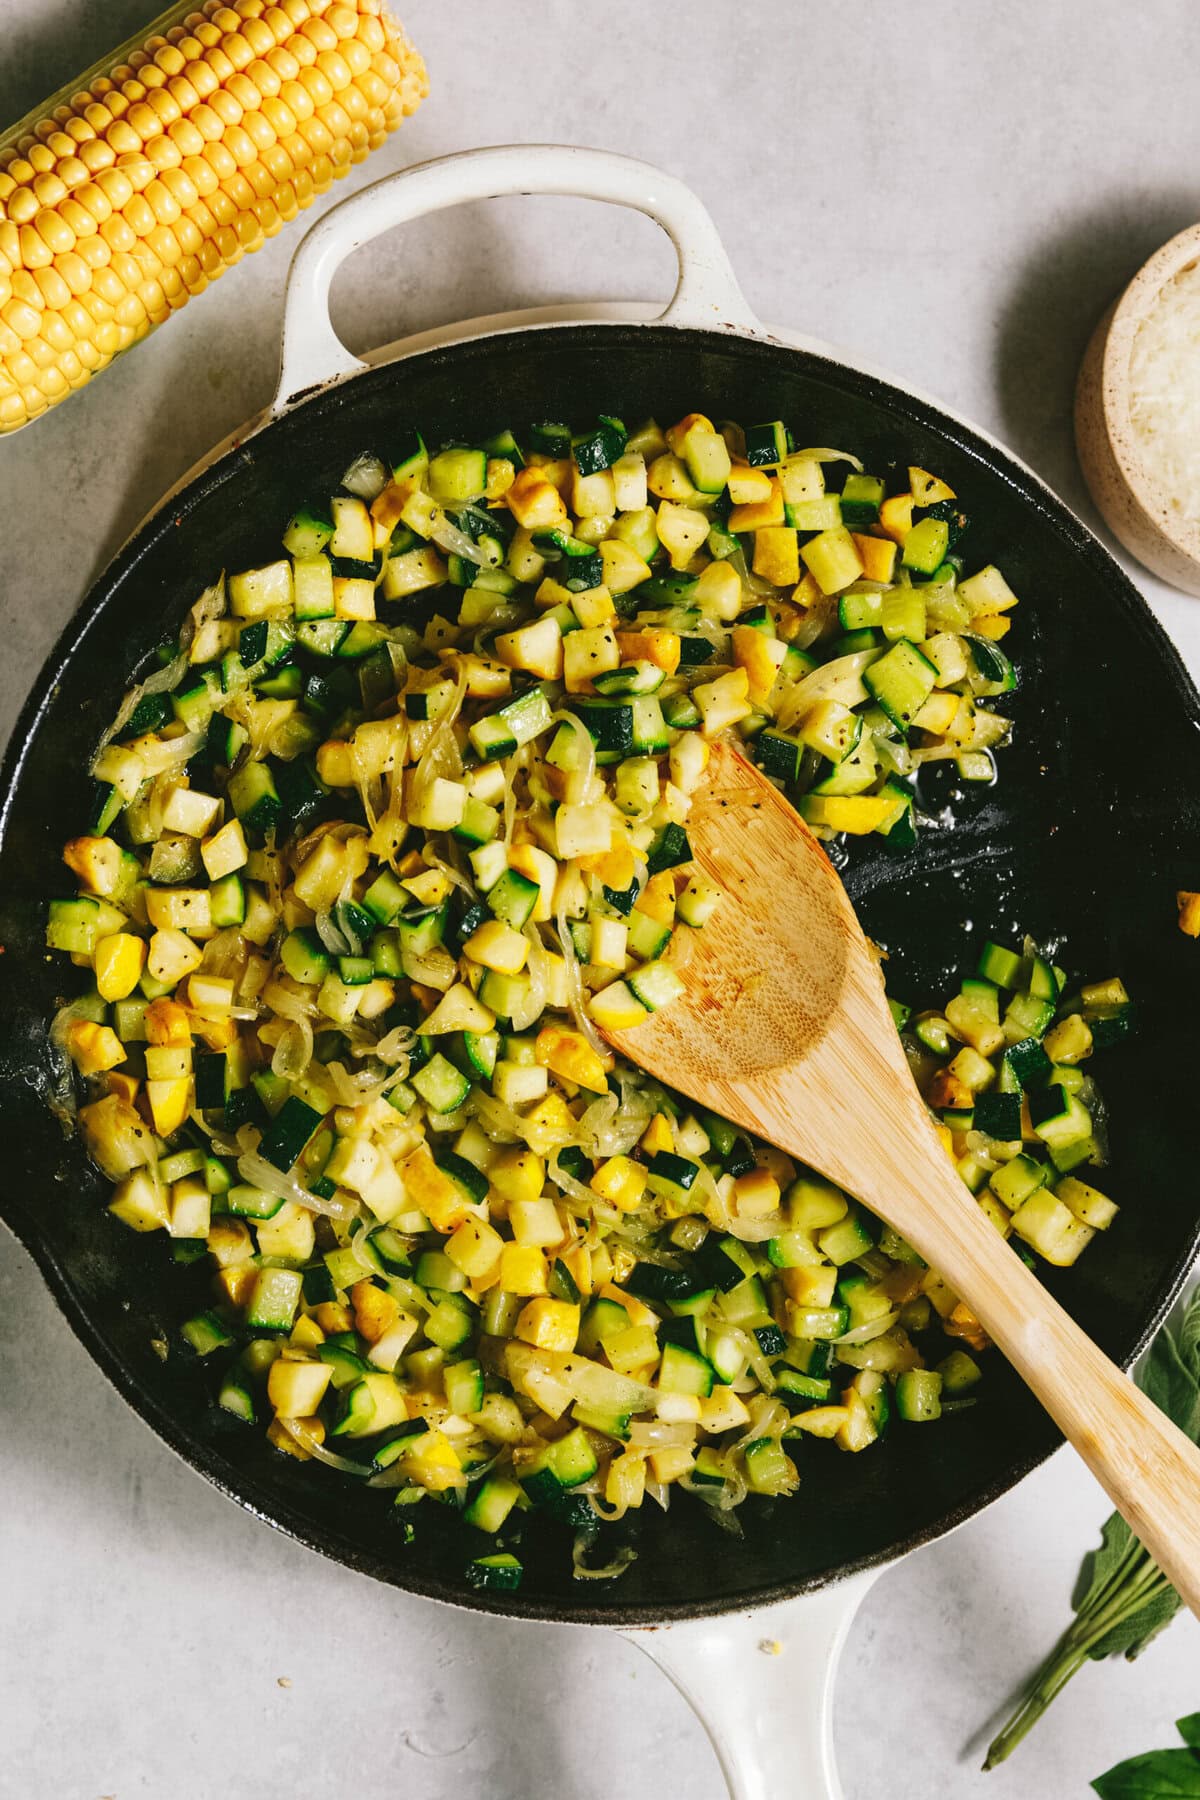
xmin=2 ymin=3 xmax=1199 ymax=1796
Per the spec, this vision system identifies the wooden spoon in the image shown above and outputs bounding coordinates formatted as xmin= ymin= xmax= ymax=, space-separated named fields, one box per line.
xmin=604 ymin=738 xmax=1200 ymax=1614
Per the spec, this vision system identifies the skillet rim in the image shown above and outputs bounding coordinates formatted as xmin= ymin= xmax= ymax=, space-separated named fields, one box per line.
xmin=2 ymin=318 xmax=1198 ymax=1627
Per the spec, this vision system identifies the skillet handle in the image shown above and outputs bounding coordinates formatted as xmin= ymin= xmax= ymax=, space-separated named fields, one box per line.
xmin=272 ymin=143 xmax=761 ymax=412
xmin=621 ymin=1567 xmax=881 ymax=1800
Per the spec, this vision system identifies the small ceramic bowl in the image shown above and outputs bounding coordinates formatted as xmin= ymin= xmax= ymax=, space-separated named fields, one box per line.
xmin=1076 ymin=221 xmax=1200 ymax=596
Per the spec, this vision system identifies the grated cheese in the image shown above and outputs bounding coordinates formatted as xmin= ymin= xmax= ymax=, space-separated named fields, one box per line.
xmin=1129 ymin=258 xmax=1200 ymax=530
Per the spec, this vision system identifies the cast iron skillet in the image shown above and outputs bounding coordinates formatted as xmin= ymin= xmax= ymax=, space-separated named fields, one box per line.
xmin=2 ymin=158 xmax=1199 ymax=1632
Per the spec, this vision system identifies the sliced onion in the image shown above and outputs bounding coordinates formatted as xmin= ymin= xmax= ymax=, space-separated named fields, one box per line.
xmin=835 ymin=1311 xmax=900 ymax=1346
xmin=549 ymin=709 xmax=596 ymax=805
xmin=555 ymin=898 xmax=607 ymax=1055
xmin=645 ymin=1474 xmax=670 ymax=1512
xmin=774 ymin=649 xmax=885 ymax=731
xmin=236 ymin=1150 xmax=353 ymax=1220
xmin=723 ymin=1212 xmax=787 ymax=1243
xmin=571 ymin=1535 xmax=638 ymax=1582
xmin=279 ymin=1417 xmax=371 ymax=1475
xmin=47 ymin=996 xmax=95 ymax=1127
xmin=315 ymin=910 xmax=353 ymax=957
xmin=99 ymin=579 xmax=225 ymax=748
xmin=508 ymin=926 xmax=550 ymax=1032
xmin=544 ymin=1158 xmax=621 ymax=1227
xmin=430 ymin=511 xmax=498 ymax=567
xmin=340 ymin=452 xmax=389 ymax=501
xmin=375 ymin=1022 xmax=417 ymax=1066
xmin=627 ymin=1419 xmax=696 ymax=1449
xmin=791 ymin=445 xmax=864 ymax=471
xmin=271 ymin=1018 xmax=313 ymax=1082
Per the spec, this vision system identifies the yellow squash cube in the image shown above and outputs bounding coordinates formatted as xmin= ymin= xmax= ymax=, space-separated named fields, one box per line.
xmin=67 ymin=1020 xmax=126 ymax=1077
xmin=445 ymin=1217 xmax=505 ymax=1281
xmin=591 ymin=1155 xmax=647 ymax=1212
xmin=499 ymin=1244 xmax=549 ymax=1296
xmin=267 ymin=1359 xmax=333 ymax=1419
xmin=535 ymin=1023 xmax=610 ymax=1094
xmin=93 ymin=933 xmax=146 ymax=1003
xmin=515 ymin=1298 xmax=580 ymax=1353
xmin=752 ymin=526 xmax=800 ymax=587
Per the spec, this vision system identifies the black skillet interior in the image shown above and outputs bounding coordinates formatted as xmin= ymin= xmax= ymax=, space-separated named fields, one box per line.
xmin=2 ymin=325 xmax=1199 ymax=1626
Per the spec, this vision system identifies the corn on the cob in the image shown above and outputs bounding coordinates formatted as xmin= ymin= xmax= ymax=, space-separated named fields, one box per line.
xmin=0 ymin=0 xmax=427 ymax=434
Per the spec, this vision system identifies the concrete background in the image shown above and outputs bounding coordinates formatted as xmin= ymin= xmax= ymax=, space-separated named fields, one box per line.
xmin=2 ymin=3 xmax=1199 ymax=1796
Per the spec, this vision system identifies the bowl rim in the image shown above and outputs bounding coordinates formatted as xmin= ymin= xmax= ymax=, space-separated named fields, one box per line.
xmin=1097 ymin=221 xmax=1200 ymax=568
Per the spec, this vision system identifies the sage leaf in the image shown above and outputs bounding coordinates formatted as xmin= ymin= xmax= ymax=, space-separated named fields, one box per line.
xmin=1092 ymin=1718 xmax=1200 ymax=1798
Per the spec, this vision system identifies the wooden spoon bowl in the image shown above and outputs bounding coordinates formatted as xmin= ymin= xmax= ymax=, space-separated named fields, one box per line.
xmin=605 ymin=738 xmax=1200 ymax=1613
xmin=1076 ymin=221 xmax=1200 ymax=595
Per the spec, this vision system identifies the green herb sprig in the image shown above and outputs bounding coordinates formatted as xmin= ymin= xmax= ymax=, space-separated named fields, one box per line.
xmin=984 ymin=1289 xmax=1200 ymax=1769
xmin=1091 ymin=1713 xmax=1200 ymax=1797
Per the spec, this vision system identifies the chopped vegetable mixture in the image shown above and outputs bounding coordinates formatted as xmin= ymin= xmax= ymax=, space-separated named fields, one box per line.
xmin=44 ymin=413 xmax=1126 ymax=1590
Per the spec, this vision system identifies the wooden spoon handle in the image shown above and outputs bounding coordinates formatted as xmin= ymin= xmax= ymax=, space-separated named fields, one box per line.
xmin=898 ymin=1148 xmax=1200 ymax=1611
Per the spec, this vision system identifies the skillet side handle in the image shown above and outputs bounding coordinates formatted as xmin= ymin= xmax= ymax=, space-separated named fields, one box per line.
xmin=621 ymin=1568 xmax=880 ymax=1800
xmin=272 ymin=143 xmax=762 ymax=412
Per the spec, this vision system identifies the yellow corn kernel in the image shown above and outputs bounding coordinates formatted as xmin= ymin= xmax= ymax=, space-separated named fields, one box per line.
xmin=591 ymin=1155 xmax=648 ymax=1213
xmin=535 ymin=1023 xmax=610 ymax=1094
xmin=93 ymin=931 xmax=146 ymax=1001
xmin=640 ymin=1113 xmax=675 ymax=1157
xmin=499 ymin=1244 xmax=549 ymax=1296
xmin=515 ymin=1297 xmax=580 ymax=1353
xmin=0 ymin=6 xmax=429 ymax=436
xmin=66 ymin=1019 xmax=126 ymax=1076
